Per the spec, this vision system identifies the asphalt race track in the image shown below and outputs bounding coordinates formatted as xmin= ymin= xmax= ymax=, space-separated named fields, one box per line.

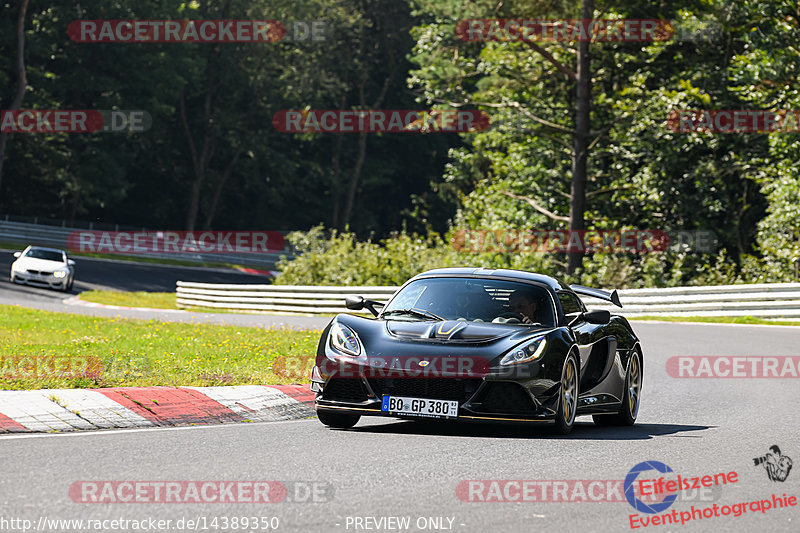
xmin=2 ymin=321 xmax=799 ymax=532
xmin=0 ymin=250 xmax=327 ymax=329
xmin=0 ymin=248 xmax=272 ymax=292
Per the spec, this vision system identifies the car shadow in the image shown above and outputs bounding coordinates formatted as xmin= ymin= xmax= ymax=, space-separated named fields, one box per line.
xmin=2 ymin=277 xmax=75 ymax=296
xmin=344 ymin=419 xmax=713 ymax=440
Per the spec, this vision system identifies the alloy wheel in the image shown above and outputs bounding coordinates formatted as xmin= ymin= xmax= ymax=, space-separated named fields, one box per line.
xmin=628 ymin=354 xmax=641 ymax=418
xmin=562 ymin=356 xmax=578 ymax=425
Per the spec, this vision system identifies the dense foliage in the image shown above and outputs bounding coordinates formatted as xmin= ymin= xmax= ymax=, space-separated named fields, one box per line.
xmin=0 ymin=0 xmax=453 ymax=234
xmin=2 ymin=0 xmax=799 ymax=286
xmin=274 ymin=225 xmax=743 ymax=287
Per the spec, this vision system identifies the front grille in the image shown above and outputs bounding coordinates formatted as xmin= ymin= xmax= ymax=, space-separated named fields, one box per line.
xmin=368 ymin=378 xmax=481 ymax=403
xmin=322 ymin=378 xmax=368 ymax=402
xmin=477 ymin=382 xmax=536 ymax=414
xmin=27 ymin=270 xmax=41 ymax=275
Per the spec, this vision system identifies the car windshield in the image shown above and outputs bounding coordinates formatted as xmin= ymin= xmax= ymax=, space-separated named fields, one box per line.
xmin=383 ymin=277 xmax=557 ymax=327
xmin=24 ymin=249 xmax=64 ymax=262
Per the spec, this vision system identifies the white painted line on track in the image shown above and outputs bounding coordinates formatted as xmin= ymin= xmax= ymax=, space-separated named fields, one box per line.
xmin=629 ymin=319 xmax=800 ymax=329
xmin=62 ymin=295 xmax=190 ymax=313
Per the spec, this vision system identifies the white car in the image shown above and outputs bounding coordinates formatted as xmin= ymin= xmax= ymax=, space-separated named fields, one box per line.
xmin=10 ymin=246 xmax=75 ymax=292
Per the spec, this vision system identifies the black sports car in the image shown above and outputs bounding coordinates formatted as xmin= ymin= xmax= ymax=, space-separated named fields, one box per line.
xmin=311 ymin=268 xmax=642 ymax=434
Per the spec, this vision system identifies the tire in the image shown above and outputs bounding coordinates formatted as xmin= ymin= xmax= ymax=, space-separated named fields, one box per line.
xmin=66 ymin=277 xmax=74 ymax=291
xmin=317 ymin=410 xmax=360 ymax=429
xmin=593 ymin=349 xmax=641 ymax=426
xmin=552 ymin=352 xmax=579 ymax=435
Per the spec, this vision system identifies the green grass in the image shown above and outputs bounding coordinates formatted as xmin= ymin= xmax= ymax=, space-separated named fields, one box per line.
xmin=77 ymin=289 xmax=340 ymax=316
xmin=77 ymin=290 xmax=265 ymax=314
xmin=631 ymin=315 xmax=800 ymax=326
xmin=0 ymin=305 xmax=320 ymax=390
xmin=79 ymin=290 xmax=178 ymax=309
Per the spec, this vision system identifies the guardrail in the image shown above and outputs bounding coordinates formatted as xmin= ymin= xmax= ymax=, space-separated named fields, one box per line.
xmin=176 ymin=281 xmax=800 ymax=318
xmin=587 ymin=282 xmax=800 ymax=318
xmin=176 ymin=282 xmax=398 ymax=314
xmin=0 ymin=219 xmax=293 ymax=269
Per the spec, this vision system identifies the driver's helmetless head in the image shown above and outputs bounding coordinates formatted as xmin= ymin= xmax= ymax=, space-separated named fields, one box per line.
xmin=509 ymin=291 xmax=537 ymax=319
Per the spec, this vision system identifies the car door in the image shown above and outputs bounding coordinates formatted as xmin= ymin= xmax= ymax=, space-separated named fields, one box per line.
xmin=557 ymin=290 xmax=615 ymax=392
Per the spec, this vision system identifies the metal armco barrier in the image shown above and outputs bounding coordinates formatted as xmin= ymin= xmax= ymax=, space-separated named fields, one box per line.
xmin=176 ymin=282 xmax=398 ymax=315
xmin=0 ymin=219 xmax=293 ymax=269
xmin=589 ymin=283 xmax=800 ymax=318
xmin=176 ymin=281 xmax=800 ymax=318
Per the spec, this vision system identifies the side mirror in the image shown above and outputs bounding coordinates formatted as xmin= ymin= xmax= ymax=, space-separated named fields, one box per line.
xmin=68 ymin=259 xmax=76 ymax=266
xmin=345 ymin=295 xmax=383 ymax=317
xmin=13 ymin=251 xmax=21 ymax=258
xmin=567 ymin=309 xmax=611 ymax=327
xmin=584 ymin=309 xmax=611 ymax=325
xmin=345 ymin=295 xmax=365 ymax=310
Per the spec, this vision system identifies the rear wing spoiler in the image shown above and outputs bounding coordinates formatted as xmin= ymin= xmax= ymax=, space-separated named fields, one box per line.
xmin=569 ymin=284 xmax=622 ymax=308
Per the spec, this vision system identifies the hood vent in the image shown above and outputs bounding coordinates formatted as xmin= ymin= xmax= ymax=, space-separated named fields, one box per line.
xmin=386 ymin=320 xmax=511 ymax=343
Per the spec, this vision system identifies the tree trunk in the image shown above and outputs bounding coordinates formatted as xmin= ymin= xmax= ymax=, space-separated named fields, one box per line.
xmin=331 ymin=133 xmax=344 ymax=229
xmin=338 ymin=65 xmax=394 ymax=229
xmin=67 ymin=187 xmax=80 ymax=225
xmin=203 ymin=145 xmax=243 ymax=230
xmin=567 ymin=0 xmax=594 ymax=275
xmin=179 ymin=84 xmax=215 ymax=232
xmin=341 ymin=130 xmax=367 ymax=227
xmin=0 ymin=0 xmax=30 ymax=208
xmin=185 ymin=180 xmax=202 ymax=232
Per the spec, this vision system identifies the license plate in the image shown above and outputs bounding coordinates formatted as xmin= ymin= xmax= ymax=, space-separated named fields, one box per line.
xmin=381 ymin=396 xmax=459 ymax=419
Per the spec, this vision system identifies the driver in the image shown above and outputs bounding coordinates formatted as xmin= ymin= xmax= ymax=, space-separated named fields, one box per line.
xmin=509 ymin=290 xmax=538 ymax=324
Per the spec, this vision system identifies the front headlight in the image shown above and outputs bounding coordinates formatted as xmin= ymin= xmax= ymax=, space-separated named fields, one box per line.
xmin=53 ymin=270 xmax=67 ymax=278
xmin=500 ymin=336 xmax=547 ymax=365
xmin=329 ymin=320 xmax=362 ymax=356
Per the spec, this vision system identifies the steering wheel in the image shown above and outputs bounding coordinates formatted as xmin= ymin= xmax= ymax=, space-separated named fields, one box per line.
xmin=497 ymin=311 xmax=525 ymax=321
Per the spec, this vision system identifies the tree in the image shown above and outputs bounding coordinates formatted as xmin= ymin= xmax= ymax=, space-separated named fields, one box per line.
xmin=0 ymin=0 xmax=29 ymax=207
xmin=727 ymin=0 xmax=800 ymax=280
xmin=409 ymin=0 xmax=768 ymax=283
xmin=569 ymin=0 xmax=593 ymax=273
